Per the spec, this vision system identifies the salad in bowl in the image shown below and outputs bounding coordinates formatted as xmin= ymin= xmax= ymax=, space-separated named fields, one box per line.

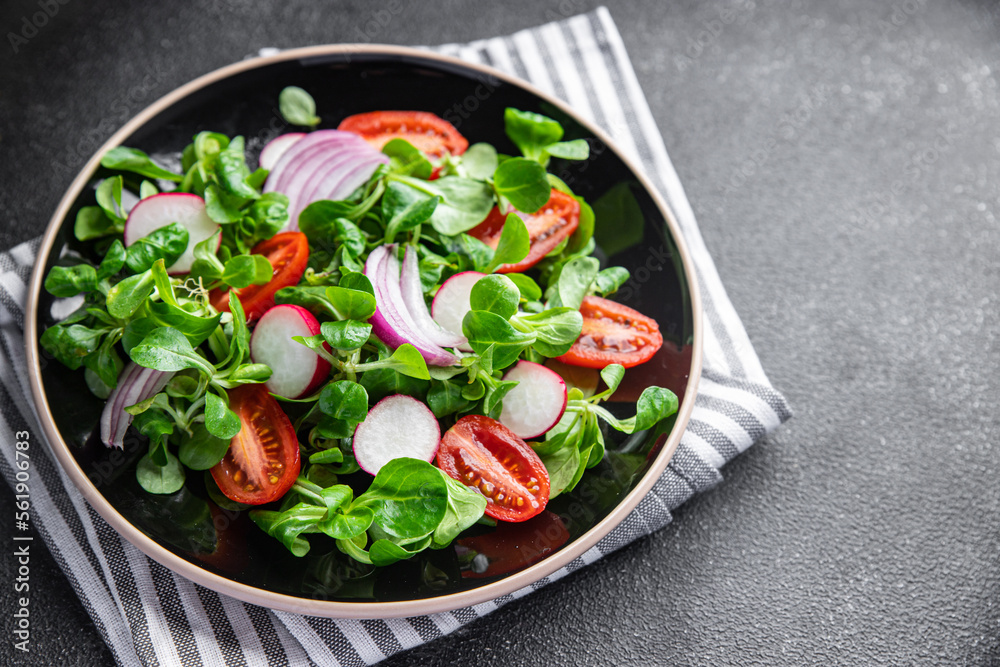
xmin=40 ymin=87 xmax=675 ymax=570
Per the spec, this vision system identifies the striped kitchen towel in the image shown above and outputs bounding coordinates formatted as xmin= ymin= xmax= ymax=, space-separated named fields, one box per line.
xmin=0 ymin=7 xmax=791 ymax=666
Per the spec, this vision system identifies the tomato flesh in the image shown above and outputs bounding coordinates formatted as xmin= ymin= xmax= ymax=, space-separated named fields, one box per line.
xmin=210 ymin=231 xmax=309 ymax=322
xmin=437 ymin=415 xmax=550 ymax=522
xmin=467 ymin=189 xmax=580 ymax=274
xmin=210 ymin=384 xmax=301 ymax=505
xmin=556 ymin=296 xmax=663 ymax=369
xmin=338 ymin=111 xmax=469 ymax=158
xmin=458 ymin=510 xmax=570 ymax=578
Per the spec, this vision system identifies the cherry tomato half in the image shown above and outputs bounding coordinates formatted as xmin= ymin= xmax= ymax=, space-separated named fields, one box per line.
xmin=437 ymin=415 xmax=550 ymax=522
xmin=338 ymin=111 xmax=469 ymax=158
xmin=556 ymin=295 xmax=663 ymax=369
xmin=467 ymin=189 xmax=580 ymax=274
xmin=210 ymin=231 xmax=309 ymax=322
xmin=210 ymin=384 xmax=301 ymax=505
xmin=458 ymin=510 xmax=570 ymax=579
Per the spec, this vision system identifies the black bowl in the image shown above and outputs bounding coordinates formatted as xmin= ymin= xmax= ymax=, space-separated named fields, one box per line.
xmin=26 ymin=45 xmax=702 ymax=618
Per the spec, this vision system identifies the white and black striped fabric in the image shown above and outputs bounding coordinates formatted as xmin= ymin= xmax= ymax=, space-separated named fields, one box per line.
xmin=0 ymin=8 xmax=791 ymax=665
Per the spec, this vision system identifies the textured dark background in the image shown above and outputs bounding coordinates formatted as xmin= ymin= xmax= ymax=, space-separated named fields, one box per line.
xmin=2 ymin=0 xmax=999 ymax=665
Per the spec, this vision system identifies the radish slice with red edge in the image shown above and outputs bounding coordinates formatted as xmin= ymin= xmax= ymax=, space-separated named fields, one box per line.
xmin=431 ymin=271 xmax=485 ymax=352
xmin=100 ymin=363 xmax=174 ymax=449
xmin=498 ymin=361 xmax=568 ymax=439
xmin=364 ymin=245 xmax=456 ymax=366
xmin=259 ymin=132 xmax=305 ymax=171
xmin=353 ymin=394 xmax=441 ymax=475
xmin=400 ymin=245 xmax=466 ymax=349
xmin=124 ymin=193 xmax=220 ymax=275
xmin=250 ymin=304 xmax=331 ymax=399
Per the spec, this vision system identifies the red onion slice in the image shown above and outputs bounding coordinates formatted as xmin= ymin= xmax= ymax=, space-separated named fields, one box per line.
xmin=100 ymin=362 xmax=175 ymax=449
xmin=264 ymin=130 xmax=389 ymax=231
xmin=263 ymin=130 xmax=356 ymax=194
xmin=400 ymin=245 xmax=466 ymax=349
xmin=365 ymin=245 xmax=456 ymax=366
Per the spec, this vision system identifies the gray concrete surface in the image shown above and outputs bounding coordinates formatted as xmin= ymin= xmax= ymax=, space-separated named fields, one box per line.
xmin=2 ymin=0 xmax=999 ymax=664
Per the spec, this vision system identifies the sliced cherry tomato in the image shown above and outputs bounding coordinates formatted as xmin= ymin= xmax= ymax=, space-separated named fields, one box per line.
xmin=458 ymin=510 xmax=570 ymax=579
xmin=210 ymin=231 xmax=309 ymax=322
xmin=337 ymin=111 xmax=469 ymax=158
xmin=467 ymin=189 xmax=580 ymax=274
xmin=210 ymin=384 xmax=301 ymax=505
xmin=437 ymin=415 xmax=550 ymax=522
xmin=556 ymin=295 xmax=663 ymax=369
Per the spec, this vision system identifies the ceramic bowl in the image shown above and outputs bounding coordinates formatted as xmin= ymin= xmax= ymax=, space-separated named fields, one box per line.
xmin=25 ymin=45 xmax=702 ymax=618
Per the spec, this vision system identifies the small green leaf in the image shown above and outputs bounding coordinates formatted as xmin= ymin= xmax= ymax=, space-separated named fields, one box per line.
xmin=391 ymin=175 xmax=495 ymax=236
xmin=221 ymin=254 xmax=272 ymax=288
xmin=320 ymin=319 xmax=372 ymax=350
xmin=250 ymin=504 xmax=327 ymax=557
xmin=129 ymin=326 xmax=215 ymax=374
xmin=462 ymin=311 xmax=536 ymax=371
xmin=139 ymin=180 xmax=159 ymax=199
xmin=484 ymin=213 xmax=530 ymax=273
xmin=469 ymin=274 xmax=520 ymax=320
xmin=106 ymin=270 xmax=156 ymax=319
xmin=228 ymin=363 xmax=272 ymax=383
xmin=95 ymin=176 xmax=124 ymax=222
xmin=493 ymin=158 xmax=551 ymax=213
xmin=44 ymin=264 xmax=97 ymax=297
xmin=383 ymin=138 xmax=433 ymax=179
xmin=380 ymin=344 xmax=431 ymax=380
xmin=205 ymin=391 xmax=241 ymax=439
xmin=101 ymin=146 xmax=183 ymax=182
xmin=461 ymin=143 xmax=499 ymax=180
xmin=136 ymin=449 xmax=185 ymax=495
xmin=505 ymin=273 xmax=542 ymax=301
xmin=592 ymin=266 xmax=630 ymax=297
xmin=97 ymin=240 xmax=127 ymax=281
xmin=179 ymin=423 xmax=230 ymax=470
xmin=632 ymin=386 xmax=679 ymax=433
xmin=544 ymin=139 xmax=589 ymax=160
xmin=600 ymin=364 xmax=625 ymax=394
xmin=504 ymin=108 xmax=564 ymax=160
xmin=483 ymin=379 xmax=518 ymax=420
xmin=40 ymin=324 xmax=103 ymax=370
xmin=553 ymin=256 xmax=600 ymax=310
xmin=309 ymin=448 xmax=345 ymax=465
xmin=318 ymin=381 xmax=369 ymax=423
xmin=516 ymin=307 xmax=582 ymax=358
xmin=125 ymin=223 xmax=190 ymax=274
xmin=355 ymin=458 xmax=449 ymax=539
xmin=382 ymin=181 xmax=439 ymax=243
xmin=74 ymin=206 xmax=116 ymax=241
xmin=279 ymin=86 xmax=320 ymax=128
xmin=540 ymin=441 xmax=582 ymax=500
xmin=205 ymin=183 xmax=244 ymax=223
xmin=432 ymin=472 xmax=487 ymax=546
xmin=427 ymin=380 xmax=470 ymax=418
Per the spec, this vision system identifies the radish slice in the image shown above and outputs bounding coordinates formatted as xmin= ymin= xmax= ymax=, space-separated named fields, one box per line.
xmin=431 ymin=271 xmax=485 ymax=352
xmin=499 ymin=361 xmax=568 ymax=439
xmin=250 ymin=304 xmax=331 ymax=399
xmin=100 ymin=362 xmax=174 ymax=449
xmin=353 ymin=394 xmax=441 ymax=475
xmin=400 ymin=246 xmax=465 ymax=349
xmin=263 ymin=130 xmax=388 ymax=231
xmin=124 ymin=193 xmax=220 ymax=275
xmin=259 ymin=132 xmax=305 ymax=171
xmin=365 ymin=245 xmax=456 ymax=366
